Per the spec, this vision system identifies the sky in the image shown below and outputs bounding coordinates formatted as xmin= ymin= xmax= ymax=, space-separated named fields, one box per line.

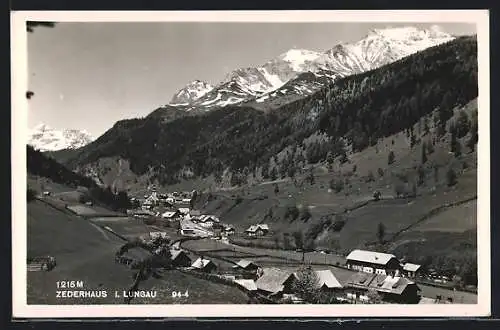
xmin=27 ymin=22 xmax=476 ymax=138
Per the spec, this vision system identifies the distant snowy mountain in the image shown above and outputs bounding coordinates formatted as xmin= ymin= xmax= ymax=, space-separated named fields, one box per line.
xmin=168 ymin=26 xmax=455 ymax=111
xmin=28 ymin=123 xmax=93 ymax=152
xmin=169 ymin=80 xmax=214 ymax=105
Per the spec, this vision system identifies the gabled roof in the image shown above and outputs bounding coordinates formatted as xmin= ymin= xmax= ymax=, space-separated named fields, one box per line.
xmin=368 ymin=275 xmax=417 ymax=295
xmin=346 ymin=249 xmax=397 ymax=266
xmin=245 ymin=225 xmax=259 ymax=232
xmin=234 ymin=279 xmax=258 ymax=291
xmin=162 ymin=211 xmax=179 ymax=218
xmin=178 ymin=208 xmax=190 ymax=214
xmin=171 ymin=250 xmax=190 ymax=261
xmin=235 ymin=259 xmax=259 ymax=269
xmin=315 ymin=270 xmax=343 ymax=289
xmin=257 ymin=224 xmax=269 ymax=230
xmin=255 ymin=268 xmax=297 ymax=293
xmin=192 ymin=257 xmax=215 ymax=269
xmin=403 ymin=263 xmax=422 ymax=272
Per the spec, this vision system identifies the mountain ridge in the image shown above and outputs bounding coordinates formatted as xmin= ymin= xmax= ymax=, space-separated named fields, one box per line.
xmin=28 ymin=123 xmax=94 ymax=152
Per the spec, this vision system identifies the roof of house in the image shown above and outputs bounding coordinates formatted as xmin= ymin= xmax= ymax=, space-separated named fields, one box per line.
xmin=258 ymin=224 xmax=269 ymax=230
xmin=234 ymin=279 xmax=258 ymax=291
xmin=403 ymin=263 xmax=422 ymax=272
xmin=192 ymin=257 xmax=215 ymax=269
xmin=245 ymin=225 xmax=259 ymax=232
xmin=255 ymin=268 xmax=297 ymax=293
xmin=178 ymin=208 xmax=190 ymax=214
xmin=368 ymin=275 xmax=417 ymax=295
xmin=314 ymin=270 xmax=343 ymax=289
xmin=346 ymin=249 xmax=397 ymax=266
xmin=162 ymin=211 xmax=179 ymax=218
xmin=346 ymin=272 xmax=377 ymax=288
xmin=171 ymin=250 xmax=190 ymax=261
xmin=235 ymin=259 xmax=259 ymax=269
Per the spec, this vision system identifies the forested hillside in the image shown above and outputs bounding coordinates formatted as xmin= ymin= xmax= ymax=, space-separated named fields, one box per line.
xmin=61 ymin=36 xmax=477 ymax=187
xmin=27 ymin=145 xmax=132 ymax=211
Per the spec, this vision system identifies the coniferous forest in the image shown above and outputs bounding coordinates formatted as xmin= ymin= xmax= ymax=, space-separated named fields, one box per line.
xmin=61 ymin=36 xmax=477 ymax=186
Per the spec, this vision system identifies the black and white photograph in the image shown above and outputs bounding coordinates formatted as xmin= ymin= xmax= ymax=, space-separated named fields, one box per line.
xmin=11 ymin=10 xmax=490 ymax=318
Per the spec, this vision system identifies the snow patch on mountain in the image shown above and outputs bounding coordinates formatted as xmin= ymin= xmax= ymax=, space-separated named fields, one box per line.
xmin=168 ymin=26 xmax=455 ymax=110
xmin=28 ymin=123 xmax=94 ymax=152
xmin=169 ymin=80 xmax=214 ymax=105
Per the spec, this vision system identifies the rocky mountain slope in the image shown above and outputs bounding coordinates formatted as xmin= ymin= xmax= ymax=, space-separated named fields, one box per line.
xmin=163 ymin=26 xmax=454 ymax=112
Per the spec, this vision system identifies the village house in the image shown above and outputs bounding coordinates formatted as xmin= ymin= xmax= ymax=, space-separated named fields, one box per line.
xmin=161 ymin=210 xmax=182 ymax=221
xmin=346 ymin=249 xmax=402 ymax=275
xmin=245 ymin=224 xmax=270 ymax=237
xmin=233 ymin=259 xmax=261 ymax=273
xmin=345 ymin=272 xmax=420 ymax=304
xmin=313 ymin=270 xmax=344 ymax=292
xmin=178 ymin=207 xmax=190 ymax=215
xmin=191 ymin=257 xmax=217 ymax=273
xmin=255 ymin=268 xmax=298 ymax=297
xmin=170 ymin=250 xmax=192 ymax=267
xmin=402 ymin=263 xmax=422 ymax=278
xmin=224 ymin=226 xmax=235 ymax=235
xmin=149 ymin=231 xmax=168 ymax=240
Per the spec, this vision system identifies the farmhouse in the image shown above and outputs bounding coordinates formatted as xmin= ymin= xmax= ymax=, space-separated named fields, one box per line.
xmin=149 ymin=231 xmax=168 ymax=240
xmin=224 ymin=226 xmax=235 ymax=235
xmin=255 ymin=268 xmax=298 ymax=296
xmin=233 ymin=259 xmax=261 ymax=272
xmin=346 ymin=249 xmax=402 ymax=275
xmin=345 ymin=272 xmax=420 ymax=304
xmin=191 ymin=257 xmax=217 ymax=273
xmin=245 ymin=224 xmax=270 ymax=237
xmin=161 ymin=210 xmax=182 ymax=220
xmin=402 ymin=263 xmax=422 ymax=278
xmin=170 ymin=250 xmax=192 ymax=267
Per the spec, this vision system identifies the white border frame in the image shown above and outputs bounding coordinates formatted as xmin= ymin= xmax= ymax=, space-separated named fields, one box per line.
xmin=11 ymin=10 xmax=490 ymax=318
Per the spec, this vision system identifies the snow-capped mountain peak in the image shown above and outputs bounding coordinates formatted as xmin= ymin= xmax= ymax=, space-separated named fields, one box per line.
xmin=167 ymin=25 xmax=455 ymax=111
xmin=169 ymin=80 xmax=214 ymax=105
xmin=28 ymin=123 xmax=94 ymax=152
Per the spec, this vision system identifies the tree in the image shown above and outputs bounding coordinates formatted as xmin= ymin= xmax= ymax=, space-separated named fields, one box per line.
xmin=293 ymin=231 xmax=304 ymax=249
xmin=417 ymin=165 xmax=426 ymax=186
xmin=373 ymin=190 xmax=382 ymax=201
xmin=377 ymin=167 xmax=384 ymax=178
xmin=308 ymin=168 xmax=315 ymax=185
xmin=426 ymin=140 xmax=435 ymax=154
xmin=388 ymin=151 xmax=395 ymax=165
xmin=446 ymin=167 xmax=458 ymax=186
xmin=377 ymin=222 xmax=385 ymax=244
xmin=283 ymin=233 xmax=292 ymax=250
xmin=274 ymin=183 xmax=279 ymax=195
xmin=292 ymin=266 xmax=322 ymax=303
xmin=330 ymin=179 xmax=344 ymax=193
xmin=366 ymin=170 xmax=375 ymax=182
xmin=434 ymin=165 xmax=440 ymax=184
xmin=455 ymin=110 xmax=471 ymax=138
xmin=366 ymin=289 xmax=383 ymax=304
xmin=270 ymin=167 xmax=278 ymax=181
xmin=421 ymin=143 xmax=427 ymax=164
xmin=301 ymin=207 xmax=312 ymax=222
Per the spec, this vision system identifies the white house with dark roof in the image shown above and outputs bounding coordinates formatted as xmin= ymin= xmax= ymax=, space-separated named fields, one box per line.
xmin=245 ymin=224 xmax=270 ymax=237
xmin=346 ymin=249 xmax=402 ymax=275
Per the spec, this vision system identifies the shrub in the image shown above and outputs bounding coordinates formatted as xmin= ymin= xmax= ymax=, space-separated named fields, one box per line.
xmin=446 ymin=168 xmax=458 ymax=186
xmin=388 ymin=151 xmax=395 ymax=165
